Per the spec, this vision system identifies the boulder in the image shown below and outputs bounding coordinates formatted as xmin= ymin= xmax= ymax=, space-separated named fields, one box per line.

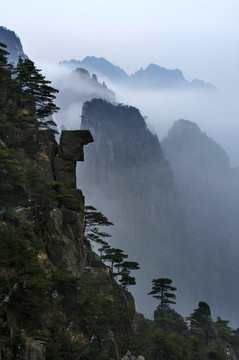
xmin=58 ymin=130 xmax=93 ymax=161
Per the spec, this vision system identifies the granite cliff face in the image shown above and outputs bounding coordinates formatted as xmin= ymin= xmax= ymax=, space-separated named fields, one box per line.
xmin=162 ymin=119 xmax=239 ymax=325
xmin=80 ymin=99 xmax=193 ymax=317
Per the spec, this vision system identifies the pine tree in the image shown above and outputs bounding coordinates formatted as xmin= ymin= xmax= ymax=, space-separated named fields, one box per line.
xmin=0 ymin=42 xmax=12 ymax=75
xmin=14 ymin=58 xmax=59 ymax=129
xmin=101 ymin=247 xmax=128 ymax=273
xmin=119 ymin=270 xmax=136 ymax=289
xmin=0 ymin=143 xmax=26 ymax=210
xmin=84 ymin=205 xmax=113 ymax=247
xmin=148 ymin=278 xmax=177 ymax=310
xmin=0 ymin=43 xmax=13 ymax=113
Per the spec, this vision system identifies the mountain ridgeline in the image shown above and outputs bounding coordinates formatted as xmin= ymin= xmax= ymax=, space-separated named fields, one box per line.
xmin=79 ymin=99 xmax=193 ymax=316
xmin=60 ymin=56 xmax=216 ymax=91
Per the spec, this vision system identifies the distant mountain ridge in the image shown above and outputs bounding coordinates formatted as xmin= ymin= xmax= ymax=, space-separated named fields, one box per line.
xmin=60 ymin=56 xmax=216 ymax=91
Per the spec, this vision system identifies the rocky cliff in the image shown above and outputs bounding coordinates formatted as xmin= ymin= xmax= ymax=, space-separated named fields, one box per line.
xmin=0 ymin=57 xmax=140 ymax=360
xmin=79 ymin=98 xmax=193 ymax=317
xmin=161 ymin=119 xmax=239 ymax=325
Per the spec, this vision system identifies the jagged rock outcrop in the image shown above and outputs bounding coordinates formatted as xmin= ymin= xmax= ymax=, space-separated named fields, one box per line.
xmin=80 ymin=98 xmax=192 ymax=317
xmin=190 ymin=302 xmax=225 ymax=351
xmin=161 ymin=119 xmax=239 ymax=325
xmin=31 ymin=129 xmax=98 ymax=277
xmin=58 ymin=129 xmax=94 ymax=161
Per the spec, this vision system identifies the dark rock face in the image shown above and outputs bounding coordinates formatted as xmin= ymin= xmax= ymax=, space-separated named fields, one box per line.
xmin=0 ymin=26 xmax=28 ymax=64
xmin=80 ymin=99 xmax=192 ymax=317
xmin=161 ymin=119 xmax=239 ymax=325
xmin=28 ymin=129 xmax=94 ymax=276
xmin=53 ymin=158 xmax=76 ymax=188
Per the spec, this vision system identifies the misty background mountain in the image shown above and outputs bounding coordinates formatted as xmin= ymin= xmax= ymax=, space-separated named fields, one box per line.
xmin=60 ymin=56 xmax=216 ymax=91
xmin=54 ymin=67 xmax=115 ymax=129
xmin=1 ymin=26 xmax=239 ymax=326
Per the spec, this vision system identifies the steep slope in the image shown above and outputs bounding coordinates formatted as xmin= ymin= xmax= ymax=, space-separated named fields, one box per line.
xmin=79 ymin=99 xmax=193 ymax=317
xmin=0 ymin=26 xmax=28 ymax=63
xmin=161 ymin=119 xmax=239 ymax=325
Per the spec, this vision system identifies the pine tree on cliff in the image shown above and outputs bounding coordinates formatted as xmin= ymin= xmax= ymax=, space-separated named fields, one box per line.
xmin=14 ymin=58 xmax=59 ymax=128
xmin=101 ymin=247 xmax=128 ymax=273
xmin=118 ymin=261 xmax=140 ymax=289
xmin=0 ymin=43 xmax=13 ymax=113
xmin=148 ymin=278 xmax=177 ymax=310
xmin=84 ymin=205 xmax=113 ymax=249
xmin=0 ymin=42 xmax=12 ymax=75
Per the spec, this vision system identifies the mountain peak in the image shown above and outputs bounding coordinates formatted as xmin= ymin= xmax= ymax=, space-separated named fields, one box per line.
xmin=130 ymin=63 xmax=186 ymax=88
xmin=81 ymin=56 xmax=129 ymax=80
xmin=169 ymin=119 xmax=201 ymax=135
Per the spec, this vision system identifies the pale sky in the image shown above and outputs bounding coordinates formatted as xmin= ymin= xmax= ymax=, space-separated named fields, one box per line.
xmin=1 ymin=0 xmax=239 ymax=91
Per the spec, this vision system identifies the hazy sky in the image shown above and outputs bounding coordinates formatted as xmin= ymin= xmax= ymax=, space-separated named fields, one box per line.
xmin=1 ymin=0 xmax=239 ymax=91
